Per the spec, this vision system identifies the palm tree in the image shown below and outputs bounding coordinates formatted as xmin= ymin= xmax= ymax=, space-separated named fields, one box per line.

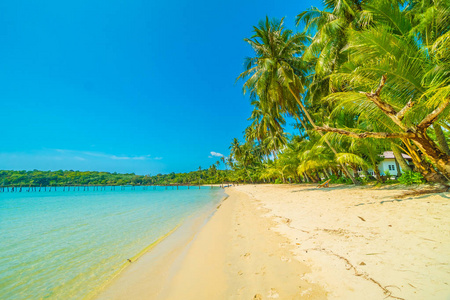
xmin=313 ymin=1 xmax=450 ymax=181
xmin=238 ymin=17 xmax=359 ymax=184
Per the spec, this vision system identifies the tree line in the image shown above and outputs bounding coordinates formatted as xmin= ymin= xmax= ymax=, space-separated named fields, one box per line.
xmin=0 ymin=166 xmax=233 ymax=187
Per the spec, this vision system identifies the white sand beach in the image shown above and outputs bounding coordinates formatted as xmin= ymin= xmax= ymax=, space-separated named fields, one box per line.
xmin=97 ymin=184 xmax=450 ymax=300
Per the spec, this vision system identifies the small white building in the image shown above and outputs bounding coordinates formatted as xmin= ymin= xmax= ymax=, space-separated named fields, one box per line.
xmin=367 ymin=151 xmax=413 ymax=176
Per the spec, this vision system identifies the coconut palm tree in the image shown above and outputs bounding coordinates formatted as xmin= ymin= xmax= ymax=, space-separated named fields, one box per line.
xmin=238 ymin=17 xmax=359 ymax=184
xmin=313 ymin=1 xmax=450 ymax=181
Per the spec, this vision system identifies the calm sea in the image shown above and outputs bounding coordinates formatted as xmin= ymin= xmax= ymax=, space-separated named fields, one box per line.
xmin=0 ymin=186 xmax=224 ymax=299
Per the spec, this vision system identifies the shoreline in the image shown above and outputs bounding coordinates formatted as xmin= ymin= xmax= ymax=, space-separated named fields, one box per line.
xmin=96 ymin=184 xmax=450 ymax=299
xmin=88 ymin=225 xmax=181 ymax=300
xmin=94 ymin=193 xmax=228 ymax=299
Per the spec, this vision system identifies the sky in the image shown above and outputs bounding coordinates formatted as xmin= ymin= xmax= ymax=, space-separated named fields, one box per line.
xmin=0 ymin=0 xmax=320 ymax=175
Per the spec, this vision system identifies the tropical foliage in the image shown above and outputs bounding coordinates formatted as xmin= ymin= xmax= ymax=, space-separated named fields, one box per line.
xmin=0 ymin=168 xmax=234 ymax=187
xmin=3 ymin=1 xmax=448 ymax=187
xmin=231 ymin=0 xmax=450 ymax=185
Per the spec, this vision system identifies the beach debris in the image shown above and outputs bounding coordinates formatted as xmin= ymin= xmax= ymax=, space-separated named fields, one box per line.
xmin=267 ymin=288 xmax=279 ymax=298
xmin=280 ymin=256 xmax=291 ymax=262
xmin=358 ymin=216 xmax=366 ymax=222
xmin=300 ymin=288 xmax=312 ymax=296
xmin=253 ymin=294 xmax=263 ymax=300
xmin=360 ymin=261 xmax=366 ymax=266
xmin=238 ymin=270 xmax=243 ymax=275
xmin=127 ymin=259 xmax=132 ymax=263
xmin=243 ymin=252 xmax=251 ymax=258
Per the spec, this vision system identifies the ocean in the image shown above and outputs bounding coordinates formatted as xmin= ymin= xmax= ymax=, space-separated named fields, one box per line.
xmin=0 ymin=186 xmax=225 ymax=299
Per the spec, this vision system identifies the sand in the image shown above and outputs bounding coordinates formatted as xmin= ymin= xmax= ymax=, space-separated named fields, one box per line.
xmin=96 ymin=184 xmax=450 ymax=300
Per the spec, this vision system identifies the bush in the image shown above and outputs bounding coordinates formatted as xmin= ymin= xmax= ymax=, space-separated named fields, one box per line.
xmin=329 ymin=174 xmax=352 ymax=184
xmin=398 ymin=171 xmax=425 ymax=185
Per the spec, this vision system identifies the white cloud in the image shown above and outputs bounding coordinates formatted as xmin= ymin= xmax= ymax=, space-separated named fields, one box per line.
xmin=210 ymin=151 xmax=223 ymax=157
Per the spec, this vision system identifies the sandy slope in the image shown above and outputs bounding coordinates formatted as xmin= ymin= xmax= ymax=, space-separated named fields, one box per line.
xmin=236 ymin=184 xmax=450 ymax=300
xmin=97 ymin=184 xmax=449 ymax=300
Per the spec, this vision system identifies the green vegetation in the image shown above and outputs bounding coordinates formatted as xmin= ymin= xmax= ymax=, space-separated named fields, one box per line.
xmin=398 ymin=171 xmax=426 ymax=185
xmin=230 ymin=0 xmax=450 ymax=185
xmin=2 ymin=1 xmax=449 ymax=187
xmin=0 ymin=168 xmax=234 ymax=187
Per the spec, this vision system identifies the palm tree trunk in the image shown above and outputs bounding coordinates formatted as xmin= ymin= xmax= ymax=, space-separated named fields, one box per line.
xmin=315 ymin=172 xmax=321 ymax=182
xmin=303 ymin=172 xmax=310 ymax=183
xmin=352 ymin=167 xmax=360 ymax=179
xmin=401 ymin=139 xmax=447 ymax=183
xmin=433 ymin=124 xmax=450 ymax=155
xmin=286 ymin=84 xmax=360 ymax=185
xmin=373 ymin=164 xmax=382 ymax=182
xmin=307 ymin=171 xmax=318 ymax=183
xmin=244 ymin=167 xmax=254 ymax=184
xmin=409 ymin=132 xmax=450 ymax=180
xmin=392 ymin=144 xmax=411 ymax=174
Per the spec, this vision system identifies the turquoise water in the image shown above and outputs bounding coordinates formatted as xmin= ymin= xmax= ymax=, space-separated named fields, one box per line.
xmin=0 ymin=186 xmax=224 ymax=299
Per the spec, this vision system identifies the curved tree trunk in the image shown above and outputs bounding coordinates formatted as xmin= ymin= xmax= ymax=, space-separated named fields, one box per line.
xmin=393 ymin=159 xmax=402 ymax=178
xmin=410 ymin=132 xmax=450 ymax=181
xmin=372 ymin=163 xmax=382 ymax=182
xmin=392 ymin=144 xmax=412 ymax=173
xmin=434 ymin=124 xmax=450 ymax=155
xmin=287 ymin=84 xmax=360 ymax=185
xmin=401 ymin=139 xmax=448 ymax=183
xmin=302 ymin=172 xmax=310 ymax=183
xmin=307 ymin=171 xmax=318 ymax=183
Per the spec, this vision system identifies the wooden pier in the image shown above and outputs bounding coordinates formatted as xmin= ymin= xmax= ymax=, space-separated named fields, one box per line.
xmin=0 ymin=184 xmax=227 ymax=193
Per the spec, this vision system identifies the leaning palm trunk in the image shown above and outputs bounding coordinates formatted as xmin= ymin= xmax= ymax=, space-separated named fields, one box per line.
xmin=410 ymin=134 xmax=450 ymax=180
xmin=303 ymin=172 xmax=310 ymax=183
xmin=434 ymin=124 xmax=450 ymax=156
xmin=287 ymin=85 xmax=360 ymax=185
xmin=316 ymin=77 xmax=450 ymax=183
xmin=401 ymin=139 xmax=447 ymax=182
xmin=244 ymin=167 xmax=254 ymax=184
xmin=372 ymin=162 xmax=382 ymax=182
xmin=392 ymin=144 xmax=412 ymax=173
xmin=307 ymin=171 xmax=318 ymax=183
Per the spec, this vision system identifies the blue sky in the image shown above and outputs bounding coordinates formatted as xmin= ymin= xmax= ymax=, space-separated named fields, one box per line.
xmin=0 ymin=0 xmax=319 ymax=175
